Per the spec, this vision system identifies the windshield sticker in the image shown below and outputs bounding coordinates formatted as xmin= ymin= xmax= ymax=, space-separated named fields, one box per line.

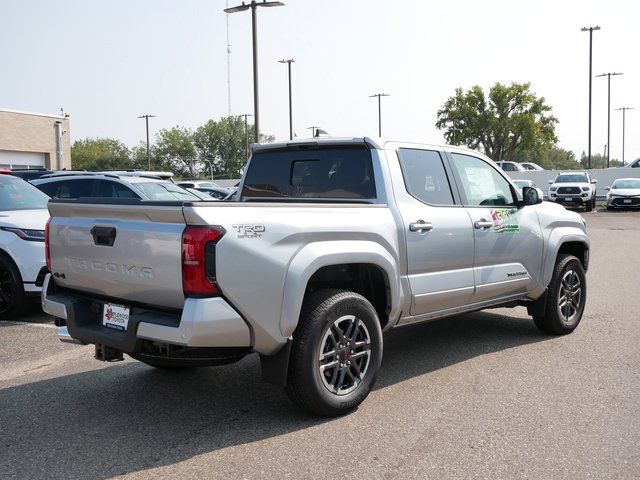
xmin=491 ymin=208 xmax=519 ymax=233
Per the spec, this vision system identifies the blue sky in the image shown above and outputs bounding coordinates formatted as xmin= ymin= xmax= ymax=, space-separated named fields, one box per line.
xmin=1 ymin=0 xmax=638 ymax=161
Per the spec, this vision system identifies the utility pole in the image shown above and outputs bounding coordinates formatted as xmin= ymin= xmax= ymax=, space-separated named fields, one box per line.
xmin=369 ymin=93 xmax=390 ymax=137
xmin=615 ymin=107 xmax=634 ymax=165
xmin=225 ymin=1 xmax=232 ymax=117
xmin=581 ymin=26 xmax=600 ymax=169
xmin=241 ymin=113 xmax=253 ymax=160
xmin=225 ymin=1 xmax=285 ymax=143
xmin=278 ymin=58 xmax=295 ymax=140
xmin=596 ymin=72 xmax=623 ymax=168
xmin=137 ymin=114 xmax=156 ymax=170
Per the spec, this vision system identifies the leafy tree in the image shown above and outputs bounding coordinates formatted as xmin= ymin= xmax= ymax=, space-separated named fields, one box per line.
xmin=515 ymin=146 xmax=581 ymax=170
xmin=70 ymin=137 xmax=132 ymax=170
xmin=579 ymin=152 xmax=623 ymax=169
xmin=154 ymin=126 xmax=199 ymax=178
xmin=436 ymin=82 xmax=558 ymax=162
xmin=194 ymin=116 xmax=275 ymax=178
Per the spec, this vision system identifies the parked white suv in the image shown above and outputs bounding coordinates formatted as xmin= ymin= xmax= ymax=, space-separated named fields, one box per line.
xmin=0 ymin=174 xmax=49 ymax=318
xmin=548 ymin=172 xmax=597 ymax=211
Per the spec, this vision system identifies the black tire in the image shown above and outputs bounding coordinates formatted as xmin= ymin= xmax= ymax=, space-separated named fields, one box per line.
xmin=286 ymin=289 xmax=383 ymax=417
xmin=606 ymin=206 xmax=614 ymax=211
xmin=0 ymin=255 xmax=31 ymax=320
xmin=585 ymin=200 xmax=593 ymax=212
xmin=533 ymin=254 xmax=586 ymax=335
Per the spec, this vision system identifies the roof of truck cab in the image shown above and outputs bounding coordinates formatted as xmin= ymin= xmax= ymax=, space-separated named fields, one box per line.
xmin=251 ymin=137 xmax=477 ymax=154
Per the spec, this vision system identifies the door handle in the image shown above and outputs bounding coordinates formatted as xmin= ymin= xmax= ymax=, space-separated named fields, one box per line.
xmin=474 ymin=219 xmax=494 ymax=229
xmin=409 ymin=221 xmax=433 ymax=232
xmin=90 ymin=226 xmax=117 ymax=246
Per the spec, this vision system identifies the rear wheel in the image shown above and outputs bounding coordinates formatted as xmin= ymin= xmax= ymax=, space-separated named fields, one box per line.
xmin=533 ymin=254 xmax=586 ymax=335
xmin=286 ymin=289 xmax=383 ymax=416
xmin=0 ymin=255 xmax=30 ymax=320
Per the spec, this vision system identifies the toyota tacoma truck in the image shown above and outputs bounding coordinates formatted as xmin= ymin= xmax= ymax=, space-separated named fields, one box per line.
xmin=42 ymin=138 xmax=590 ymax=416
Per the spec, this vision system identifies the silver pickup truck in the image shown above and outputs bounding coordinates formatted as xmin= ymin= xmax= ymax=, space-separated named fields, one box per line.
xmin=42 ymin=137 xmax=589 ymax=416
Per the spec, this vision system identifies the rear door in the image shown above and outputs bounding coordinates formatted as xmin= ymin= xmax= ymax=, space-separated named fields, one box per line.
xmin=447 ymin=151 xmax=543 ymax=303
xmin=387 ymin=147 xmax=475 ymax=315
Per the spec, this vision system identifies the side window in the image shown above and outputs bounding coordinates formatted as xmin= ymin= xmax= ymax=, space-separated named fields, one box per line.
xmin=57 ymin=179 xmax=95 ymax=199
xmin=113 ymin=183 xmax=139 ymax=198
xmin=94 ymin=180 xmax=118 ymax=197
xmin=450 ymin=153 xmax=516 ymax=207
xmin=397 ymin=149 xmax=454 ymax=205
xmin=37 ymin=182 xmax=59 ymax=198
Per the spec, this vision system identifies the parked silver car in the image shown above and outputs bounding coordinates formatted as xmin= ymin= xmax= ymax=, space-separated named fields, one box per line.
xmin=605 ymin=178 xmax=640 ymax=209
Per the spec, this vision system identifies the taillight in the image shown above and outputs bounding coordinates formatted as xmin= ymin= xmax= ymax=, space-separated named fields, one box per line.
xmin=45 ymin=217 xmax=52 ymax=271
xmin=182 ymin=226 xmax=225 ymax=297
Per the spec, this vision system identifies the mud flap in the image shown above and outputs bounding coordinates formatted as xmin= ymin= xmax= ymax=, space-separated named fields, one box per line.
xmin=260 ymin=339 xmax=292 ymax=387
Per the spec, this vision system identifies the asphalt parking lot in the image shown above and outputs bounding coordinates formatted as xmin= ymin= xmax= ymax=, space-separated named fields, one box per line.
xmin=1 ymin=208 xmax=638 ymax=480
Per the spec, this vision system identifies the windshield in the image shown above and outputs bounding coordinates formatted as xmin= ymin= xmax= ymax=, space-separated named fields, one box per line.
xmin=132 ymin=182 xmax=200 ymax=201
xmin=612 ymin=179 xmax=640 ymax=189
xmin=555 ymin=174 xmax=588 ymax=183
xmin=0 ymin=175 xmax=49 ymax=211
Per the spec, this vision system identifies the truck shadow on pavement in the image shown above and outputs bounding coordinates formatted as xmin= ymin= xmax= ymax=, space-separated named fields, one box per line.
xmin=0 ymin=310 xmax=547 ymax=479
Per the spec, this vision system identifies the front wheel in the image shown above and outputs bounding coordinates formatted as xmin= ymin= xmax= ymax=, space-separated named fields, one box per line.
xmin=585 ymin=200 xmax=593 ymax=212
xmin=533 ymin=254 xmax=586 ymax=335
xmin=0 ymin=255 xmax=30 ymax=320
xmin=286 ymin=289 xmax=383 ymax=416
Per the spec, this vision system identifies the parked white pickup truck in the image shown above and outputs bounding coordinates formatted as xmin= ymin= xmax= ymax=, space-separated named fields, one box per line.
xmin=42 ymin=137 xmax=590 ymax=416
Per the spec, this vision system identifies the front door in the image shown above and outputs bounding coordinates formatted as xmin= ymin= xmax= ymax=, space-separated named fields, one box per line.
xmin=448 ymin=152 xmax=543 ymax=303
xmin=390 ymin=148 xmax=475 ymax=315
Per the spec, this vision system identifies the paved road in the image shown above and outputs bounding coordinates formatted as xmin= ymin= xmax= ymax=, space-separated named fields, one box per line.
xmin=1 ymin=209 xmax=638 ymax=479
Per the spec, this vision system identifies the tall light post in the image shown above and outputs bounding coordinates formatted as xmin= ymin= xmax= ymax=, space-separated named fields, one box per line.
xmin=137 ymin=114 xmax=156 ymax=170
xmin=596 ymin=72 xmax=623 ymax=168
xmin=307 ymin=126 xmax=320 ymax=137
xmin=241 ymin=113 xmax=253 ymax=160
xmin=615 ymin=107 xmax=634 ymax=165
xmin=581 ymin=26 xmax=600 ymax=169
xmin=369 ymin=93 xmax=390 ymax=137
xmin=278 ymin=58 xmax=295 ymax=140
xmin=225 ymin=1 xmax=285 ymax=144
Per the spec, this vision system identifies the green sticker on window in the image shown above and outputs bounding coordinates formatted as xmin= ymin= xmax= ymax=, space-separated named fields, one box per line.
xmin=491 ymin=208 xmax=520 ymax=233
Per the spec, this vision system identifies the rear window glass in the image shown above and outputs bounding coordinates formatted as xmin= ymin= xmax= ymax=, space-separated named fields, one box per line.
xmin=242 ymin=146 xmax=376 ymax=200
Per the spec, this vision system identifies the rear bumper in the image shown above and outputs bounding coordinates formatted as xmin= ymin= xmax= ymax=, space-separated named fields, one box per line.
xmin=41 ymin=274 xmax=251 ymax=353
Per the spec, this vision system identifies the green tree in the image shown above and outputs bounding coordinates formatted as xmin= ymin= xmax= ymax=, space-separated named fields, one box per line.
xmin=514 ymin=146 xmax=581 ymax=170
xmin=579 ymin=152 xmax=623 ymax=169
xmin=71 ymin=137 xmax=132 ymax=170
xmin=154 ymin=126 xmax=199 ymax=178
xmin=436 ymin=82 xmax=558 ymax=162
xmin=194 ymin=116 xmax=275 ymax=178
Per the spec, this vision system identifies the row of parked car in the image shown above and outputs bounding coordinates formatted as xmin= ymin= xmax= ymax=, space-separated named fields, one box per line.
xmin=512 ymin=172 xmax=640 ymax=212
xmin=496 ymin=157 xmax=640 ymax=173
xmin=0 ymin=169 xmax=237 ymax=319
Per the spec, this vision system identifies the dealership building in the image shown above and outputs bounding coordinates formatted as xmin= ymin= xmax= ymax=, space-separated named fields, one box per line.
xmin=0 ymin=108 xmax=72 ymax=170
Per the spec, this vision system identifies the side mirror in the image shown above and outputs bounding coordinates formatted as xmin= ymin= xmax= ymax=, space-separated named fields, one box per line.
xmin=522 ymin=186 xmax=543 ymax=206
xmin=605 ymin=186 xmax=610 ymax=191
xmin=591 ymin=179 xmax=598 ymax=184
xmin=547 ymin=179 xmax=554 ymax=184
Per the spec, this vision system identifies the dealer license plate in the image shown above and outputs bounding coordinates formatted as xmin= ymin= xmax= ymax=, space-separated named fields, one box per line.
xmin=564 ymin=197 xmax=573 ymax=202
xmin=102 ymin=303 xmax=130 ymax=331
xmin=623 ymin=199 xmax=632 ymax=204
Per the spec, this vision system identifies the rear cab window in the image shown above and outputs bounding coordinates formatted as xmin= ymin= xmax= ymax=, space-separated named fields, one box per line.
xmin=241 ymin=145 xmax=376 ymax=201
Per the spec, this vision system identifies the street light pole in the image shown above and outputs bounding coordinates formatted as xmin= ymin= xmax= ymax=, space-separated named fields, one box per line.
xmin=278 ymin=59 xmax=295 ymax=140
xmin=137 ymin=114 xmax=156 ymax=170
xmin=241 ymin=113 xmax=253 ymax=160
xmin=369 ymin=93 xmax=390 ymax=137
xmin=615 ymin=107 xmax=634 ymax=165
xmin=596 ymin=72 xmax=623 ymax=168
xmin=225 ymin=1 xmax=285 ymax=144
xmin=307 ymin=126 xmax=320 ymax=137
xmin=581 ymin=26 xmax=600 ymax=169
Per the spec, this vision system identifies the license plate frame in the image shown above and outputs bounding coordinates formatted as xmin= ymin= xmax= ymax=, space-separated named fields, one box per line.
xmin=102 ymin=303 xmax=130 ymax=331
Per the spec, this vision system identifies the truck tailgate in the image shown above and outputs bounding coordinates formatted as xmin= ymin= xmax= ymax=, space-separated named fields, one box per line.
xmin=47 ymin=201 xmax=187 ymax=310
